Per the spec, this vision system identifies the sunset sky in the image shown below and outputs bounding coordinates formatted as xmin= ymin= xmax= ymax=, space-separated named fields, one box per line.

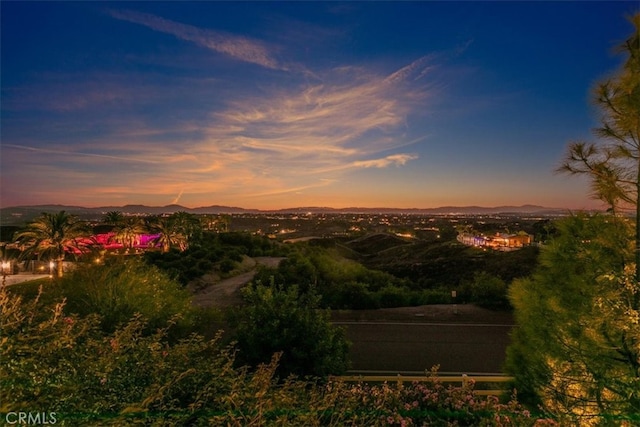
xmin=1 ymin=1 xmax=637 ymax=210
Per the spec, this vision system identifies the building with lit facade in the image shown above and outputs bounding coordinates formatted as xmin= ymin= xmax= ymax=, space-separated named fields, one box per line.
xmin=457 ymin=232 xmax=532 ymax=251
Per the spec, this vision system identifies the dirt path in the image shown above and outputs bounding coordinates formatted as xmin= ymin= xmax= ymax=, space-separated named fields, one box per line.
xmin=191 ymin=257 xmax=285 ymax=308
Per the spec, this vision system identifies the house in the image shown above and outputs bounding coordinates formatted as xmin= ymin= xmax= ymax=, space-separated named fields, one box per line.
xmin=457 ymin=232 xmax=532 ymax=251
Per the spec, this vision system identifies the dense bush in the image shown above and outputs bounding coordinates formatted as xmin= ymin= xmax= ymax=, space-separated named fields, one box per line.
xmin=138 ymin=229 xmax=538 ymax=311
xmin=136 ymin=228 xmax=536 ymax=311
xmin=253 ymin=251 xmax=319 ymax=293
xmin=459 ymin=272 xmax=511 ymax=310
xmin=1 ymin=286 xmax=225 ymax=423
xmin=230 ymin=283 xmax=350 ymax=379
xmin=50 ymin=258 xmax=194 ymax=333
xmin=323 ymin=281 xmax=377 ymax=309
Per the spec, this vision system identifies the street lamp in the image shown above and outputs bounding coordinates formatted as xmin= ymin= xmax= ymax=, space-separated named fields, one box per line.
xmin=1 ymin=261 xmax=9 ymax=287
xmin=49 ymin=261 xmax=55 ymax=278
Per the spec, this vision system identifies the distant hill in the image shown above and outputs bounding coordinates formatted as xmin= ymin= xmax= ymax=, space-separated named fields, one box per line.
xmin=344 ymin=233 xmax=413 ymax=257
xmin=327 ymin=205 xmax=564 ymax=214
xmin=268 ymin=204 xmax=571 ymax=215
xmin=0 ymin=203 xmax=571 ymax=225
xmin=0 ymin=204 xmax=256 ymax=224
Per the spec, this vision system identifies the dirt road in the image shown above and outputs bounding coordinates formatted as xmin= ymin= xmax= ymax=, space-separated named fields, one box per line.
xmin=191 ymin=257 xmax=285 ymax=308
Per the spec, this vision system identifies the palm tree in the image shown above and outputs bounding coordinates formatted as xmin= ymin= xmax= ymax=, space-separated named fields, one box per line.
xmin=102 ymin=211 xmax=124 ymax=226
xmin=113 ymin=216 xmax=147 ymax=249
xmin=171 ymin=211 xmax=201 ymax=241
xmin=13 ymin=211 xmax=92 ymax=278
xmin=115 ymin=216 xmax=147 ymax=249
xmin=201 ymin=214 xmax=230 ymax=232
xmin=149 ymin=216 xmax=188 ymax=253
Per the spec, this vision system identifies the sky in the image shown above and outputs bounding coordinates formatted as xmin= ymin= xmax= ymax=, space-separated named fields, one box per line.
xmin=1 ymin=1 xmax=638 ymax=210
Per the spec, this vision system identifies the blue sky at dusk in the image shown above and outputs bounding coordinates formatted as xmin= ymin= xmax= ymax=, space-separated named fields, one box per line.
xmin=1 ymin=1 xmax=637 ymax=210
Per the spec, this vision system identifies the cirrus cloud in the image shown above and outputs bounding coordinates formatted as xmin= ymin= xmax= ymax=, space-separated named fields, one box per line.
xmin=108 ymin=9 xmax=285 ymax=70
xmin=353 ymin=154 xmax=418 ymax=169
xmin=2 ymin=10 xmax=438 ymax=208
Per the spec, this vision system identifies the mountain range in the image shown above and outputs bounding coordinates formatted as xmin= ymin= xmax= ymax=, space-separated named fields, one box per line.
xmin=0 ymin=203 xmax=574 ymax=225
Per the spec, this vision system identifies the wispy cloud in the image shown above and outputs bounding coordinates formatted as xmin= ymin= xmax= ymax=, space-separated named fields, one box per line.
xmin=3 ymin=144 xmax=158 ymax=164
xmin=99 ymin=57 xmax=431 ymax=202
xmin=1 ymin=72 xmax=175 ymax=113
xmin=4 ymin=77 xmax=137 ymax=112
xmin=201 ymin=57 xmax=434 ymax=176
xmin=239 ymin=179 xmax=337 ymax=199
xmin=384 ymin=55 xmax=437 ymax=85
xmin=2 ymin=43 xmax=436 ymax=206
xmin=353 ymin=154 xmax=418 ymax=169
xmin=171 ymin=188 xmax=185 ymax=205
xmin=109 ymin=9 xmax=284 ymax=70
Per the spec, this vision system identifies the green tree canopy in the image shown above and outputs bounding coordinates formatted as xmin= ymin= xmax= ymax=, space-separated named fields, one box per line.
xmin=506 ymin=214 xmax=640 ymax=422
xmin=230 ymin=282 xmax=350 ymax=379
xmin=518 ymin=15 xmax=640 ymax=423
xmin=102 ymin=210 xmax=124 ymax=226
xmin=148 ymin=215 xmax=188 ymax=253
xmin=559 ymin=13 xmax=640 ymax=284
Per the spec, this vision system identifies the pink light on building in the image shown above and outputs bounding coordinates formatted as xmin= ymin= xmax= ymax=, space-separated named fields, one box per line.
xmin=138 ymin=233 xmax=160 ymax=247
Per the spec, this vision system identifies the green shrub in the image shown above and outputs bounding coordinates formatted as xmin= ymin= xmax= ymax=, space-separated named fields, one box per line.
xmin=325 ymin=281 xmax=379 ymax=309
xmin=219 ymin=258 xmax=236 ymax=274
xmin=52 ymin=258 xmax=193 ymax=333
xmin=409 ymin=288 xmax=451 ymax=305
xmin=143 ymin=231 xmax=285 ymax=286
xmin=469 ymin=272 xmax=510 ymax=310
xmin=1 ymin=286 xmax=236 ymax=424
xmin=376 ymin=285 xmax=410 ymax=308
xmin=230 ymin=283 xmax=350 ymax=379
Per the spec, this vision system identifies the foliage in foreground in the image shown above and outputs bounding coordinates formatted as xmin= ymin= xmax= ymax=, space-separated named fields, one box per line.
xmin=507 ymin=214 xmax=640 ymax=423
xmin=558 ymin=13 xmax=639 ymax=223
xmin=508 ymin=16 xmax=640 ymax=425
xmin=1 ymin=286 xmax=550 ymax=426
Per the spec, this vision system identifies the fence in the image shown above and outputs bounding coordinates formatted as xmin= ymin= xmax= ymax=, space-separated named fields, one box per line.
xmin=330 ymin=375 xmax=514 ymax=396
